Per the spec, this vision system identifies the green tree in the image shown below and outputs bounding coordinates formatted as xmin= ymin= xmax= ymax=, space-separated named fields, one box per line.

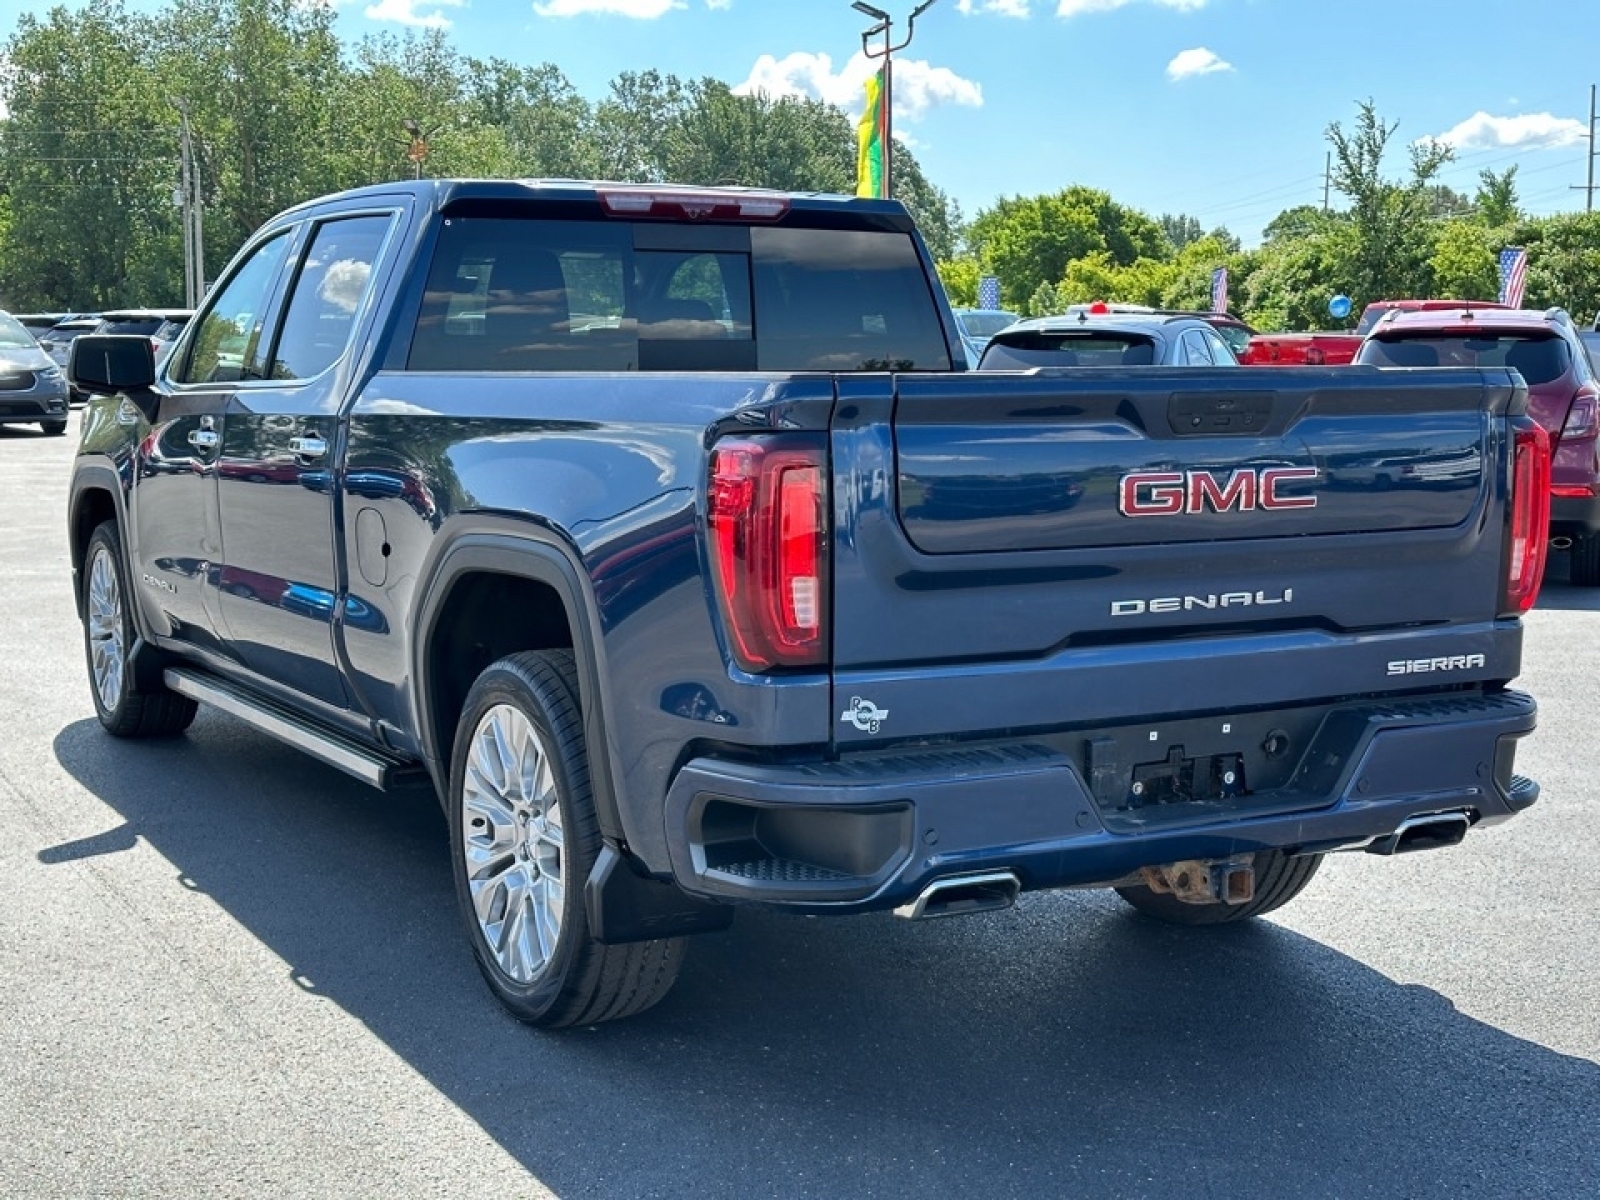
xmin=1160 ymin=213 xmax=1201 ymax=252
xmin=0 ymin=0 xmax=180 ymax=306
xmin=1429 ymin=220 xmax=1498 ymax=301
xmin=967 ymin=186 xmax=1168 ymax=309
xmin=1512 ymin=212 xmax=1600 ymax=318
xmin=1325 ymin=99 xmax=1453 ymax=308
xmin=935 ymin=256 xmax=980 ymax=307
xmin=1475 ymin=166 xmax=1520 ymax=228
xmin=465 ymin=59 xmax=598 ymax=178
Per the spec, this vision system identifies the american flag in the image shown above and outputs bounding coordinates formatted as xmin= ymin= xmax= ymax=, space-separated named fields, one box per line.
xmin=978 ymin=275 xmax=1001 ymax=310
xmin=1498 ymin=247 xmax=1528 ymax=308
xmin=1210 ymin=266 xmax=1228 ymax=313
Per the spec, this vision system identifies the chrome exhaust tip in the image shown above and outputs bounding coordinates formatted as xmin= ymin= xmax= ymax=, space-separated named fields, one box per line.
xmin=894 ymin=871 xmax=1020 ymax=920
xmin=1366 ymin=810 xmax=1472 ymax=856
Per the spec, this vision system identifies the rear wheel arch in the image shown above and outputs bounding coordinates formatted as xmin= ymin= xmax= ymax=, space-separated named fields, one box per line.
xmin=68 ymin=473 xmax=124 ymax=619
xmin=413 ymin=529 xmax=624 ymax=841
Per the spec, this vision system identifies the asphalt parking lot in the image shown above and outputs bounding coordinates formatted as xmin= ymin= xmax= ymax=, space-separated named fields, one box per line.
xmin=1 ymin=412 xmax=1597 ymax=1199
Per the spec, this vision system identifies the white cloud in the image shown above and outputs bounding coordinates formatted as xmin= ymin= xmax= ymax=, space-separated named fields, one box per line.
xmin=533 ymin=0 xmax=684 ymax=15
xmin=1428 ymin=111 xmax=1587 ymax=151
xmin=706 ymin=0 xmax=731 ymax=8
xmin=733 ymin=50 xmax=982 ymax=121
xmin=956 ymin=0 xmax=1031 ymax=15
xmin=363 ymin=0 xmax=462 ymax=27
xmin=1166 ymin=46 xmax=1232 ymax=80
xmin=1057 ymin=0 xmax=1206 ymax=15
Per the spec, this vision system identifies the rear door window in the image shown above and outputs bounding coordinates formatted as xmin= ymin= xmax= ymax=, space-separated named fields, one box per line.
xmin=265 ymin=214 xmax=394 ymax=381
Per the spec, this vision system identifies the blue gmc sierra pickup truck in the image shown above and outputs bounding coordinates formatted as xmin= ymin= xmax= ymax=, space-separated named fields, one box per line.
xmin=66 ymin=180 xmax=1549 ymax=1026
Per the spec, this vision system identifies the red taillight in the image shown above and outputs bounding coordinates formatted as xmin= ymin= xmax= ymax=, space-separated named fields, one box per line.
xmin=1503 ymin=418 xmax=1551 ymax=616
xmin=708 ymin=436 xmax=828 ymax=671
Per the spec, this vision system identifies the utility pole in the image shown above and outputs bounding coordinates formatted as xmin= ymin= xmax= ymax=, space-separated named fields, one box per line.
xmin=851 ymin=0 xmax=941 ymax=199
xmin=172 ymin=98 xmax=205 ymax=306
xmin=1580 ymin=84 xmax=1593 ymax=214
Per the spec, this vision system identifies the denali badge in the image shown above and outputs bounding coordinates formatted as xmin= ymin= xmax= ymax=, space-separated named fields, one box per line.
xmin=1120 ymin=467 xmax=1318 ymax=517
xmin=840 ymin=696 xmax=889 ymax=734
xmin=1387 ymin=654 xmax=1486 ymax=676
xmin=142 ymin=572 xmax=177 ymax=596
xmin=1112 ymin=588 xmax=1293 ymax=617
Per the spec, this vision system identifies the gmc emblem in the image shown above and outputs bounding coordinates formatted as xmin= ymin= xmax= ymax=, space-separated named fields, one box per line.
xmin=1119 ymin=467 xmax=1318 ymax=517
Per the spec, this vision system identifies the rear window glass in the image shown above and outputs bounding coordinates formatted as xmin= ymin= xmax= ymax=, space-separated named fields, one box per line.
xmin=1357 ymin=334 xmax=1570 ymax=385
xmin=979 ymin=333 xmax=1155 ymax=370
xmin=957 ymin=310 xmax=1019 ymax=339
xmin=408 ymin=217 xmax=950 ymax=373
xmin=99 ymin=317 xmax=166 ymax=336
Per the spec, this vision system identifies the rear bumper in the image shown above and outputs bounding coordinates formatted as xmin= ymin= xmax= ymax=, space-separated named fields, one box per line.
xmin=661 ymin=690 xmax=1537 ymax=913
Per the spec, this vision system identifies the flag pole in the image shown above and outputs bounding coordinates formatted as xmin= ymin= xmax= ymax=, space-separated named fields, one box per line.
xmin=852 ymin=0 xmax=941 ymax=200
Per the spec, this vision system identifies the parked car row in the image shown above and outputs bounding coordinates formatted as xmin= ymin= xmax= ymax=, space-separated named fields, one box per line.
xmin=4 ymin=307 xmax=193 ymax=408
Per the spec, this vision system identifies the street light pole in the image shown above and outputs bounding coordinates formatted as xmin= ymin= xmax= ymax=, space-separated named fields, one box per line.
xmin=852 ymin=0 xmax=941 ymax=200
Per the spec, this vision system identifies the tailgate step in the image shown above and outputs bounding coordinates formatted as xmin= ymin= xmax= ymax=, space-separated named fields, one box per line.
xmin=163 ymin=667 xmax=426 ymax=790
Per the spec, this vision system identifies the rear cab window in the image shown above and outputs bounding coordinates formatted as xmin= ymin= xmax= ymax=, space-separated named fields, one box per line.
xmin=407 ymin=209 xmax=951 ymax=373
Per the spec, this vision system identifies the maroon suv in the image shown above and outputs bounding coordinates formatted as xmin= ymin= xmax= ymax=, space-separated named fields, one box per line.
xmin=1357 ymin=307 xmax=1600 ymax=584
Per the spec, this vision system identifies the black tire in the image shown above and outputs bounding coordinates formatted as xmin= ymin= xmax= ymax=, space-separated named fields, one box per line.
xmin=448 ymin=649 xmax=684 ymax=1027
xmin=81 ymin=521 xmax=198 ymax=738
xmin=40 ymin=418 xmax=68 ymax=436
xmin=1569 ymin=535 xmax=1600 ymax=587
xmin=1115 ymin=849 xmax=1323 ymax=926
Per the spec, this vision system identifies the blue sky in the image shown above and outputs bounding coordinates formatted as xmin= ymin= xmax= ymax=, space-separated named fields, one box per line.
xmin=6 ymin=0 xmax=1598 ymax=246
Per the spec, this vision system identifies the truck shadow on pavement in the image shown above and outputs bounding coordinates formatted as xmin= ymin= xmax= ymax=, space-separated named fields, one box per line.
xmin=51 ymin=713 xmax=1600 ymax=1199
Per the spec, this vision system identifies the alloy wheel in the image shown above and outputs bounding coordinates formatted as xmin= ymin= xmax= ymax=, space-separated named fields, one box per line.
xmin=86 ymin=546 xmax=124 ymax=714
xmin=460 ymin=703 xmax=566 ymax=984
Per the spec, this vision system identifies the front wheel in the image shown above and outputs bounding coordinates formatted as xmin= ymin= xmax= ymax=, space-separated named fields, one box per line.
xmin=40 ymin=418 xmax=68 ymax=436
xmin=448 ymin=650 xmax=684 ymax=1027
xmin=1115 ymin=850 xmax=1323 ymax=926
xmin=81 ymin=522 xmax=197 ymax=737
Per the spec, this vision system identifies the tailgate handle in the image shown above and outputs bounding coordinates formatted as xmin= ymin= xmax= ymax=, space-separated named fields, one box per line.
xmin=1169 ymin=392 xmax=1274 ymax=436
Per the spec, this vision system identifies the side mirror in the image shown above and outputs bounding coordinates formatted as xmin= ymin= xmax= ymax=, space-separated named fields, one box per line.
xmin=68 ymin=334 xmax=156 ymax=396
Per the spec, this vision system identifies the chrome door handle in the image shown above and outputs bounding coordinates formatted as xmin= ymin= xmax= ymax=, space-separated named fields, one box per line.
xmin=188 ymin=429 xmax=220 ymax=449
xmin=289 ymin=435 xmax=328 ymax=459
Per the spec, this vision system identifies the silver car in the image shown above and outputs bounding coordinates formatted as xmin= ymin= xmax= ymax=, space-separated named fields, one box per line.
xmin=0 ymin=310 xmax=70 ymax=436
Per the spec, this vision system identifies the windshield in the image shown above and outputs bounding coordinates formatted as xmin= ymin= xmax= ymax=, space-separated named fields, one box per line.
xmin=957 ymin=310 xmax=1020 ymax=339
xmin=1357 ymin=334 xmax=1570 ymax=385
xmin=0 ymin=314 xmax=37 ymax=349
xmin=980 ymin=332 xmax=1155 ymax=369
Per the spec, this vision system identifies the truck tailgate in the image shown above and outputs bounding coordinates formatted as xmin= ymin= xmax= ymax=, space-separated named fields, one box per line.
xmin=828 ymin=366 xmax=1523 ymax=746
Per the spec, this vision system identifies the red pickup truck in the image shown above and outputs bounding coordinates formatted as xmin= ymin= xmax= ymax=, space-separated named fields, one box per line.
xmin=1242 ymin=300 xmax=1511 ymax=367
